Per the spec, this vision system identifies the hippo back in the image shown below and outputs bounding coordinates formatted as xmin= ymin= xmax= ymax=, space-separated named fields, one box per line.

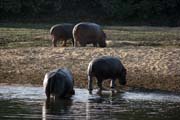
xmin=60 ymin=68 xmax=74 ymax=91
xmin=88 ymin=56 xmax=125 ymax=79
xmin=73 ymin=22 xmax=104 ymax=44
xmin=50 ymin=23 xmax=74 ymax=38
xmin=87 ymin=56 xmax=126 ymax=94
xmin=73 ymin=22 xmax=101 ymax=35
xmin=43 ymin=68 xmax=74 ymax=98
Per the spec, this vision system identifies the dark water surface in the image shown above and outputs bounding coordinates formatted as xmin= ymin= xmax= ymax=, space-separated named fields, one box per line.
xmin=0 ymin=85 xmax=180 ymax=120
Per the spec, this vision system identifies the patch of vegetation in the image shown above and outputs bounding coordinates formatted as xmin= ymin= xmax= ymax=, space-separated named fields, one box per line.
xmin=1 ymin=23 xmax=180 ymax=49
xmin=0 ymin=23 xmax=180 ymax=91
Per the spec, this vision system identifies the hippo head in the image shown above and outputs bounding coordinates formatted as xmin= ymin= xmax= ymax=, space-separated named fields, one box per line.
xmin=99 ymin=40 xmax=107 ymax=47
xmin=119 ymin=68 xmax=127 ymax=85
xmin=99 ymin=31 xmax=107 ymax=47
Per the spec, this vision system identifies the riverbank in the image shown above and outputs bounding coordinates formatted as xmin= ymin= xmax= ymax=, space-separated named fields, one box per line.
xmin=0 ymin=46 xmax=180 ymax=92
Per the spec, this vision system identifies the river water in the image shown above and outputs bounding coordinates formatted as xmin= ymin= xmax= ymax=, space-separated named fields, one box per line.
xmin=0 ymin=85 xmax=180 ymax=120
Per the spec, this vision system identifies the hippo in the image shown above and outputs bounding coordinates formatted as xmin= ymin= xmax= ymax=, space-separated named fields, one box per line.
xmin=87 ymin=56 xmax=127 ymax=94
xmin=43 ymin=68 xmax=75 ymax=99
xmin=73 ymin=22 xmax=106 ymax=47
xmin=50 ymin=23 xmax=74 ymax=47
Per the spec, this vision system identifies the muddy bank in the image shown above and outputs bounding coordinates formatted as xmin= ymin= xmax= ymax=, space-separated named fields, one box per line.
xmin=0 ymin=47 xmax=180 ymax=92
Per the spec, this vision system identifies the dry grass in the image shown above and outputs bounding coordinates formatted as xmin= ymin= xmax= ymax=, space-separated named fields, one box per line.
xmin=0 ymin=23 xmax=180 ymax=91
xmin=0 ymin=47 xmax=180 ymax=91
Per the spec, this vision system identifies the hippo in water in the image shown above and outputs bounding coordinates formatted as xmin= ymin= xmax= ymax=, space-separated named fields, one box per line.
xmin=87 ymin=56 xmax=127 ymax=94
xmin=73 ymin=22 xmax=106 ymax=47
xmin=50 ymin=23 xmax=74 ymax=47
xmin=43 ymin=68 xmax=75 ymax=99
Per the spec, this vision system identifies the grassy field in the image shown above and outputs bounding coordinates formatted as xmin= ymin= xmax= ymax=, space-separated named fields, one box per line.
xmin=0 ymin=23 xmax=180 ymax=92
xmin=1 ymin=23 xmax=180 ymax=49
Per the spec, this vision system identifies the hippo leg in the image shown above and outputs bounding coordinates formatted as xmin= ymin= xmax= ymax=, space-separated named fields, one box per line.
xmin=110 ymin=79 xmax=116 ymax=94
xmin=93 ymin=42 xmax=97 ymax=47
xmin=110 ymin=79 xmax=116 ymax=89
xmin=52 ymin=38 xmax=57 ymax=47
xmin=45 ymin=82 xmax=51 ymax=99
xmin=72 ymin=38 xmax=74 ymax=47
xmin=70 ymin=89 xmax=75 ymax=95
xmin=65 ymin=88 xmax=75 ymax=97
xmin=88 ymin=76 xmax=93 ymax=94
xmin=80 ymin=42 xmax=86 ymax=47
xmin=118 ymin=69 xmax=126 ymax=85
xmin=46 ymin=91 xmax=50 ymax=99
xmin=74 ymin=40 xmax=78 ymax=47
xmin=62 ymin=39 xmax=67 ymax=47
xmin=96 ymin=78 xmax=103 ymax=95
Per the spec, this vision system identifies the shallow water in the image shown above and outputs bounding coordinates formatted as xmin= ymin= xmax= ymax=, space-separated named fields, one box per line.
xmin=0 ymin=85 xmax=180 ymax=120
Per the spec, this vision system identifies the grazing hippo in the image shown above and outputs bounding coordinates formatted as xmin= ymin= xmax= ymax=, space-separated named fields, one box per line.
xmin=73 ymin=22 xmax=106 ymax=47
xmin=43 ymin=68 xmax=75 ymax=99
xmin=50 ymin=23 xmax=74 ymax=47
xmin=87 ymin=56 xmax=127 ymax=94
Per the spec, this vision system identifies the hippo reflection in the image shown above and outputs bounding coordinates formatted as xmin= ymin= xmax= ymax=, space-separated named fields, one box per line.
xmin=73 ymin=22 xmax=106 ymax=47
xmin=42 ymin=98 xmax=73 ymax=120
xmin=87 ymin=56 xmax=127 ymax=94
xmin=43 ymin=68 xmax=75 ymax=100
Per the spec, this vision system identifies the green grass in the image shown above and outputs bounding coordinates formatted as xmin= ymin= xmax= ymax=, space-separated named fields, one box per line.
xmin=0 ymin=23 xmax=180 ymax=49
xmin=0 ymin=27 xmax=51 ymax=49
xmin=104 ymin=26 xmax=180 ymax=47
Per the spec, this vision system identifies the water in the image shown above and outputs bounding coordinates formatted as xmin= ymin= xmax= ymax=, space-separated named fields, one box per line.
xmin=0 ymin=85 xmax=180 ymax=120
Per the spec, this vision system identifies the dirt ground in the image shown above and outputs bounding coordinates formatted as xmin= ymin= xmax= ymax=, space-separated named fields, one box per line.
xmin=0 ymin=46 xmax=180 ymax=92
